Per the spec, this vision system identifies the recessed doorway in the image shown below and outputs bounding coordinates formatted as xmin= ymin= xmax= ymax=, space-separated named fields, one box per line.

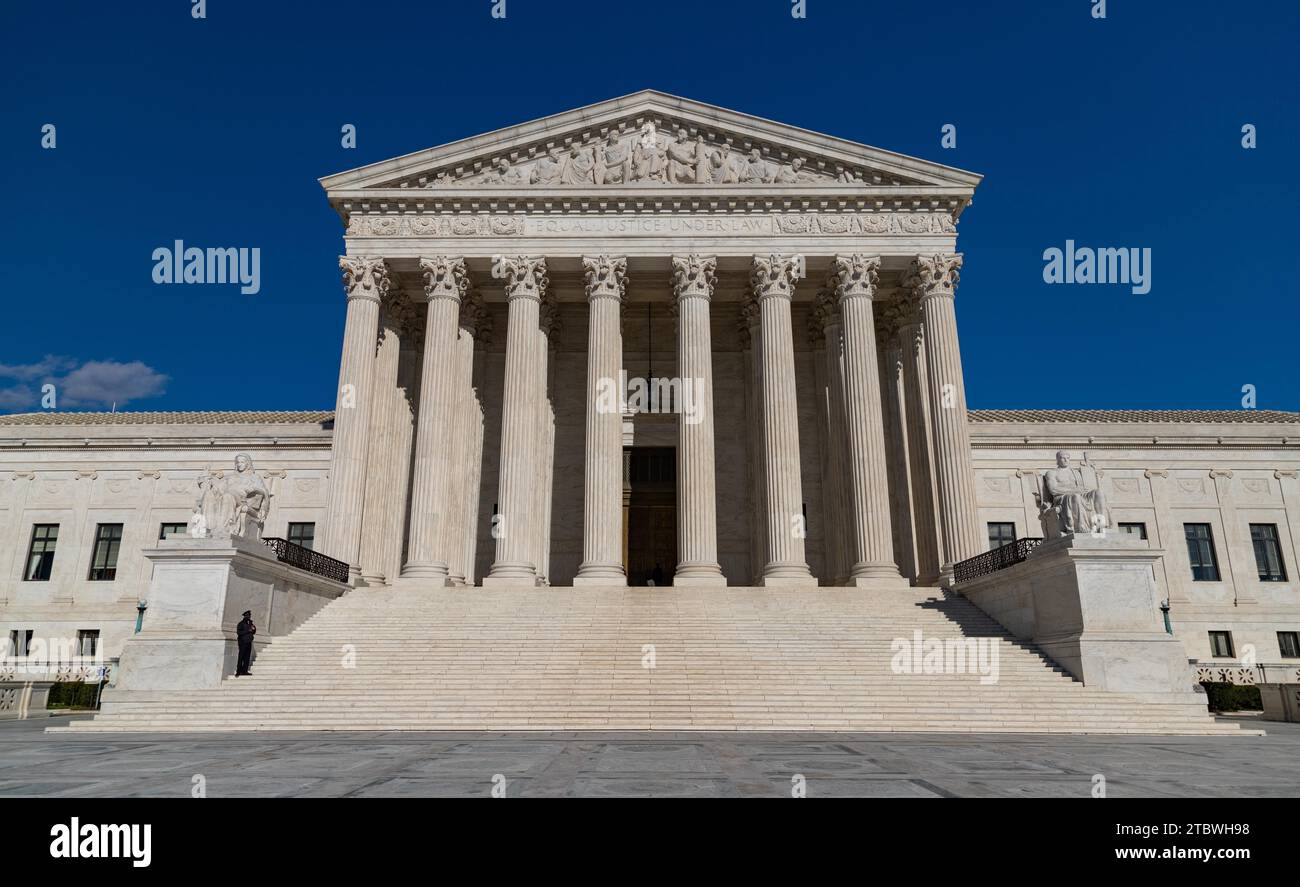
xmin=625 ymin=446 xmax=677 ymax=586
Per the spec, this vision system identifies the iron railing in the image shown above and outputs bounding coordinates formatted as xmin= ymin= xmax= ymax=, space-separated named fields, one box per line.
xmin=952 ymin=537 xmax=1044 ymax=585
xmin=262 ymin=538 xmax=349 ymax=583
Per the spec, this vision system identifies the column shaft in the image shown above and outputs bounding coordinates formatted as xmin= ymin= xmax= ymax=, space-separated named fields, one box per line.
xmin=671 ymin=255 xmax=726 ymax=585
xmin=911 ymin=254 xmax=982 ymax=583
xmin=576 ymin=256 xmax=628 ymax=584
xmin=358 ymin=308 xmax=403 ymax=584
xmin=753 ymin=255 xmax=815 ymax=585
xmin=831 ymin=255 xmax=905 ymax=587
xmin=402 ymin=257 xmax=468 ymax=584
xmin=324 ymin=256 xmax=388 ymax=581
xmin=900 ymin=321 xmax=942 ymax=584
xmin=485 ymin=257 xmax=548 ymax=585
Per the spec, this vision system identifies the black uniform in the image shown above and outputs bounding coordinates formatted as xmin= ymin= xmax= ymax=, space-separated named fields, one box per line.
xmin=236 ymin=614 xmax=256 ymax=676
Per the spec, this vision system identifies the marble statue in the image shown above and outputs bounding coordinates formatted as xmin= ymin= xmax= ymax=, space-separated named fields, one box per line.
xmin=187 ymin=506 xmax=207 ymax=538
xmin=744 ymin=148 xmax=773 ymax=184
xmin=195 ymin=454 xmax=272 ymax=539
xmin=665 ymin=129 xmax=698 ymax=183
xmin=483 ymin=157 xmax=523 ymax=185
xmin=529 ymin=148 xmax=564 ymax=185
xmin=561 ymin=144 xmax=596 ymax=185
xmin=1039 ymin=451 xmax=1111 ymax=538
xmin=595 ymin=132 xmax=629 ymax=185
xmin=630 ymin=123 xmax=666 ymax=182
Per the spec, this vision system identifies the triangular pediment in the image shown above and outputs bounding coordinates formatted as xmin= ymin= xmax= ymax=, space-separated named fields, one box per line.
xmin=320 ymin=90 xmax=981 ymax=196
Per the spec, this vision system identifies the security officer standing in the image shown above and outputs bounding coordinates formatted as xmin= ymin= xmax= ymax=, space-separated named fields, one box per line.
xmin=236 ymin=610 xmax=256 ymax=676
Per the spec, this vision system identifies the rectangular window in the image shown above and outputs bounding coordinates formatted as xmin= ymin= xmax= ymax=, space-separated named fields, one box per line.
xmin=1279 ymin=632 xmax=1299 ymax=659
xmin=24 ymin=524 xmax=59 ymax=582
xmin=87 ymin=523 xmax=124 ymax=581
xmin=287 ymin=522 xmax=316 ymax=550
xmin=1208 ymin=631 xmax=1235 ymax=658
xmin=1118 ymin=522 xmax=1148 ymax=540
xmin=1249 ymin=524 xmax=1287 ymax=582
xmin=987 ymin=522 xmax=1016 ymax=550
xmin=7 ymin=630 xmax=33 ymax=658
xmin=159 ymin=522 xmax=187 ymax=540
xmin=1184 ymin=523 xmax=1221 ymax=582
xmin=76 ymin=630 xmax=100 ymax=658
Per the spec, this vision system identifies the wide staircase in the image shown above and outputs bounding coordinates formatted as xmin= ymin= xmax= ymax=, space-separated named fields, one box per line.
xmin=62 ymin=587 xmax=1255 ymax=734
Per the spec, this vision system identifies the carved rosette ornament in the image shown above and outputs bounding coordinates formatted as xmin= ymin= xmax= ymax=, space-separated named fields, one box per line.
xmin=749 ymin=254 xmax=799 ymax=302
xmin=830 ymin=254 xmax=881 ymax=302
xmin=500 ymin=256 xmax=549 ymax=302
xmin=339 ymin=256 xmax=391 ymax=303
xmin=419 ymin=256 xmax=468 ymax=303
xmin=670 ymin=254 xmax=717 ymax=302
xmin=582 ymin=255 xmax=628 ymax=302
xmin=904 ymin=253 xmax=963 ymax=301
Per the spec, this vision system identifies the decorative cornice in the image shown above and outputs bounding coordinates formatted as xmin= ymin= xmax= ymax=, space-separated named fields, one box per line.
xmin=342 ymin=208 xmax=960 ymax=237
xmin=671 ymin=255 xmax=717 ymax=301
xmin=339 ymin=256 xmax=391 ymax=303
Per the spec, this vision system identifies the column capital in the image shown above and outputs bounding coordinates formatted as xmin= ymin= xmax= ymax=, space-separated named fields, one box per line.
xmin=830 ymin=254 xmax=881 ymax=301
xmin=419 ymin=256 xmax=468 ymax=303
xmin=499 ymin=255 xmax=548 ymax=302
xmin=339 ymin=256 xmax=391 ymax=303
xmin=582 ymin=255 xmax=628 ymax=302
xmin=903 ymin=253 xmax=963 ymax=301
xmin=737 ymin=294 xmax=760 ymax=348
xmin=671 ymin=254 xmax=717 ymax=301
xmin=750 ymin=253 xmax=799 ymax=302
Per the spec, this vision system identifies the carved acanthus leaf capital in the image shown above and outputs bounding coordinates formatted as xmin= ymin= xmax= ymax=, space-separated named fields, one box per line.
xmin=671 ymin=254 xmax=717 ymax=301
xmin=459 ymin=288 xmax=488 ymax=335
xmin=749 ymin=253 xmax=799 ymax=302
xmin=339 ymin=256 xmax=391 ymax=303
xmin=830 ymin=254 xmax=881 ymax=301
xmin=419 ymin=256 xmax=468 ymax=302
xmin=582 ymin=255 xmax=628 ymax=302
xmin=904 ymin=253 xmax=963 ymax=300
xmin=500 ymin=256 xmax=548 ymax=302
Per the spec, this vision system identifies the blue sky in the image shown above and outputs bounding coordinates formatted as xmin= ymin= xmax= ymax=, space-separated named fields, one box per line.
xmin=2 ymin=0 xmax=1297 ymax=413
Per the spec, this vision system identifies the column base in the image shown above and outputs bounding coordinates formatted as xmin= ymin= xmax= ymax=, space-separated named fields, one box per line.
xmin=758 ymin=563 xmax=817 ymax=587
xmin=358 ymin=571 xmax=387 ymax=587
xmin=847 ymin=562 xmax=909 ymax=590
xmin=673 ymin=563 xmax=727 ymax=587
xmin=573 ymin=563 xmax=626 ymax=586
xmin=399 ymin=562 xmax=451 ymax=585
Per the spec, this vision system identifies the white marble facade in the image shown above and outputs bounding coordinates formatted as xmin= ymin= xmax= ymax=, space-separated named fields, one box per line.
xmin=1 ymin=92 xmax=1299 ymax=674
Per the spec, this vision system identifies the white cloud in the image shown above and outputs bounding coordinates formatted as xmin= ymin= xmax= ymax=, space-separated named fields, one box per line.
xmin=0 ymin=357 xmax=168 ymax=411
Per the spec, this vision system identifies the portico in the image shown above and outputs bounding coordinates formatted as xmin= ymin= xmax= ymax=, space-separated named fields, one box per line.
xmin=317 ymin=91 xmax=986 ymax=588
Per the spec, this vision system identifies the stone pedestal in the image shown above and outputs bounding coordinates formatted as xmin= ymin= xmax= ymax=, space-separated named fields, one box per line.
xmin=957 ymin=534 xmax=1196 ymax=695
xmin=114 ymin=535 xmax=347 ymax=692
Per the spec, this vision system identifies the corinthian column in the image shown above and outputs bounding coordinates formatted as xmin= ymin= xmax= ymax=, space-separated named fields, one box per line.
xmin=815 ymin=289 xmax=854 ymax=585
xmin=830 ymin=255 xmax=905 ymax=588
xmin=752 ymin=255 xmax=815 ymax=585
xmin=357 ymin=303 xmax=403 ymax=585
xmin=671 ymin=255 xmax=726 ymax=586
xmin=906 ymin=254 xmax=981 ymax=584
xmin=575 ymin=255 xmax=628 ymax=585
xmin=445 ymin=291 xmax=485 ymax=586
xmin=896 ymin=287 xmax=942 ymax=585
xmin=484 ymin=256 xmax=548 ymax=586
xmin=401 ymin=257 xmax=468 ymax=584
xmin=324 ymin=256 xmax=388 ymax=581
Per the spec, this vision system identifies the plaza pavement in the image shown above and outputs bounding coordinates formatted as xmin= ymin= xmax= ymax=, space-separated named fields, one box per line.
xmin=1 ymin=714 xmax=1297 ymax=798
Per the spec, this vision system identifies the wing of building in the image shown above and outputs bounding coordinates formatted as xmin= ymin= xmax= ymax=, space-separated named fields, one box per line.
xmin=3 ymin=92 xmax=1298 ymax=723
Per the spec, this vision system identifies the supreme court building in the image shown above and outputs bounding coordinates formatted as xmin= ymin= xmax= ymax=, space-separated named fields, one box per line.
xmin=3 ymin=93 xmax=1300 ymax=715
